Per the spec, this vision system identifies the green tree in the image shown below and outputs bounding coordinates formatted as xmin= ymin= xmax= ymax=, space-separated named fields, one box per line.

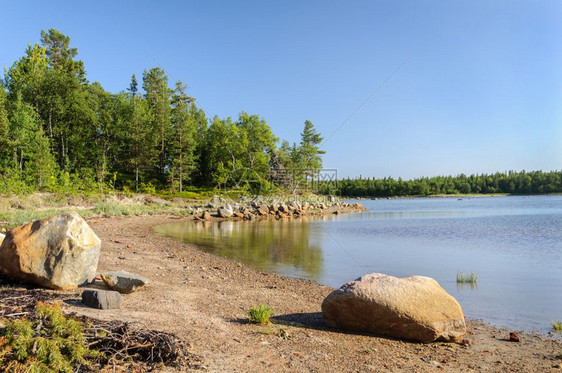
xmin=124 ymin=76 xmax=156 ymax=191
xmin=85 ymin=83 xmax=123 ymax=193
xmin=205 ymin=116 xmax=248 ymax=187
xmin=142 ymin=67 xmax=170 ymax=178
xmin=7 ymin=93 xmax=57 ymax=190
xmin=0 ymin=88 xmax=10 ymax=165
xmin=299 ymin=120 xmax=325 ymax=177
xmin=3 ymin=43 xmax=49 ymax=112
xmin=30 ymin=125 xmax=57 ymax=190
xmin=236 ymin=112 xmax=278 ymax=191
xmin=169 ymin=81 xmax=198 ymax=192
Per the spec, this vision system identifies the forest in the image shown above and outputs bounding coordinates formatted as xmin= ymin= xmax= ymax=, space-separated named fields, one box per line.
xmin=325 ymin=170 xmax=562 ymax=197
xmin=0 ymin=29 xmax=324 ymax=195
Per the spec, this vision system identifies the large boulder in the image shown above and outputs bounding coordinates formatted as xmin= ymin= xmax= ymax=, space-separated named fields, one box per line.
xmin=0 ymin=212 xmax=101 ymax=290
xmin=322 ymin=273 xmax=466 ymax=343
xmin=100 ymin=270 xmax=149 ymax=294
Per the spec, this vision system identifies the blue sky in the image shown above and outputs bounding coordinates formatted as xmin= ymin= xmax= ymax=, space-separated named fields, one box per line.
xmin=2 ymin=1 xmax=561 ymax=179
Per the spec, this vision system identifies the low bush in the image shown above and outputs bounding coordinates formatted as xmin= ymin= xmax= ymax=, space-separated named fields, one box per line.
xmin=248 ymin=304 xmax=274 ymax=324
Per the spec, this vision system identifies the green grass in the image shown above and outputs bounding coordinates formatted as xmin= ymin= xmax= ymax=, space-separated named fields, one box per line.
xmin=90 ymin=201 xmax=154 ymax=217
xmin=0 ymin=196 xmax=183 ymax=228
xmin=0 ymin=208 xmax=69 ymax=228
xmin=552 ymin=321 xmax=562 ymax=331
xmin=248 ymin=304 xmax=274 ymax=324
xmin=456 ymin=271 xmax=478 ymax=284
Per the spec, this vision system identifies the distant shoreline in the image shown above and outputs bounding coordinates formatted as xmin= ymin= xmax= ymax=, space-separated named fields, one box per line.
xmin=344 ymin=193 xmax=562 ymax=200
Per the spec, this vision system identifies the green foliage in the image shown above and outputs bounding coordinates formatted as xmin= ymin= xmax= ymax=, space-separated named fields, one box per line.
xmin=331 ymin=170 xmax=562 ymax=197
xmin=169 ymin=81 xmax=198 ymax=192
xmin=552 ymin=321 xmax=562 ymax=331
xmin=456 ymin=271 xmax=478 ymax=284
xmin=269 ymin=121 xmax=325 ymax=193
xmin=0 ymin=29 xmax=324 ymax=196
xmin=248 ymin=305 xmax=274 ymax=324
xmin=0 ymin=302 xmax=98 ymax=372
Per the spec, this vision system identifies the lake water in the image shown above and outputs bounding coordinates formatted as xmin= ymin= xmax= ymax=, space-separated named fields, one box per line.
xmin=154 ymin=195 xmax=562 ymax=333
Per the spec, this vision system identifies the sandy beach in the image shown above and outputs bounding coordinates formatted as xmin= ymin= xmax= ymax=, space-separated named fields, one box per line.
xmin=43 ymin=214 xmax=562 ymax=372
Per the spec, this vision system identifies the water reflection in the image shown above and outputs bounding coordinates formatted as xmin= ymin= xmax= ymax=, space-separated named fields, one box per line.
xmin=456 ymin=282 xmax=478 ymax=292
xmin=154 ymin=196 xmax=562 ymax=332
xmin=154 ymin=218 xmax=324 ymax=281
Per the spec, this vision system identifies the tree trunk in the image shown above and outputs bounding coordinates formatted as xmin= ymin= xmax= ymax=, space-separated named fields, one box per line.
xmin=135 ymin=167 xmax=139 ymax=192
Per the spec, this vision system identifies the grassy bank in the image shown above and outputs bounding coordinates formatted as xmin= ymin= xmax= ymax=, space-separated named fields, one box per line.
xmin=0 ymin=191 xmax=347 ymax=228
xmin=0 ymin=193 xmax=193 ymax=228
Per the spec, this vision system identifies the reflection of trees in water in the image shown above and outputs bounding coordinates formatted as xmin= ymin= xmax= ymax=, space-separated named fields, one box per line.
xmin=155 ymin=219 xmax=324 ymax=281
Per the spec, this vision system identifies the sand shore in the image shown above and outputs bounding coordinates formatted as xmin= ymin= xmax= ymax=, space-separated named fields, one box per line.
xmin=48 ymin=214 xmax=561 ymax=372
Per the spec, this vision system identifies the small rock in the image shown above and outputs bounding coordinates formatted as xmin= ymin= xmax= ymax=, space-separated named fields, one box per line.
xmin=144 ymin=196 xmax=170 ymax=206
xmin=509 ymin=332 xmax=520 ymax=342
xmin=82 ymin=289 xmax=122 ymax=310
xmin=0 ymin=233 xmax=4 ymax=245
xmin=202 ymin=211 xmax=212 ymax=220
xmin=100 ymin=270 xmax=149 ymax=294
xmin=218 ymin=205 xmax=234 ymax=218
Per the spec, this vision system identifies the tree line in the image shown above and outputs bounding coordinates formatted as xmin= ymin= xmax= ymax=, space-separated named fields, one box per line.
xmin=324 ymin=170 xmax=562 ymax=197
xmin=0 ymin=29 xmax=325 ymax=195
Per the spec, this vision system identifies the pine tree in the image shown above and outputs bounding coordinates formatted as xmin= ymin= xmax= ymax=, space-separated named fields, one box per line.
xmin=126 ymin=79 xmax=156 ymax=191
xmin=299 ymin=120 xmax=325 ymax=180
xmin=170 ymin=81 xmax=197 ymax=192
xmin=142 ymin=67 xmax=170 ymax=178
xmin=128 ymin=74 xmax=138 ymax=97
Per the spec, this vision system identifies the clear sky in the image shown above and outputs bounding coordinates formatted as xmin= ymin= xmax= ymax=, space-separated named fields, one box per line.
xmin=2 ymin=1 xmax=561 ymax=179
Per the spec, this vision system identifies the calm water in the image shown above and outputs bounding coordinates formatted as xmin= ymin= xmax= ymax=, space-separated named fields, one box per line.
xmin=154 ymin=195 xmax=562 ymax=332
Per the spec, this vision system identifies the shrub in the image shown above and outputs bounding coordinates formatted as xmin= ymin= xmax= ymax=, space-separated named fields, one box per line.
xmin=0 ymin=302 xmax=99 ymax=372
xmin=248 ymin=305 xmax=274 ymax=324
xmin=552 ymin=321 xmax=562 ymax=331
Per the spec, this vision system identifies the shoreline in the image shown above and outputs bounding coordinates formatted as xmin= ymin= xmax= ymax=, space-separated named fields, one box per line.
xmin=72 ymin=214 xmax=562 ymax=371
xmin=346 ymin=192 xmax=562 ymax=200
xmin=1 ymin=202 xmax=562 ymax=370
xmin=154 ymin=211 xmax=558 ymax=337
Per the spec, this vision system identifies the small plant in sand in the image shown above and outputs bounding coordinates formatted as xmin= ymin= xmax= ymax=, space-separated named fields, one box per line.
xmin=552 ymin=321 xmax=562 ymax=331
xmin=248 ymin=304 xmax=274 ymax=324
xmin=456 ymin=271 xmax=478 ymax=284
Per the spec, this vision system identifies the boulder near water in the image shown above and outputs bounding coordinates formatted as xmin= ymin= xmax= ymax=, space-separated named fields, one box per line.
xmin=0 ymin=212 xmax=101 ymax=290
xmin=321 ymin=273 xmax=466 ymax=343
